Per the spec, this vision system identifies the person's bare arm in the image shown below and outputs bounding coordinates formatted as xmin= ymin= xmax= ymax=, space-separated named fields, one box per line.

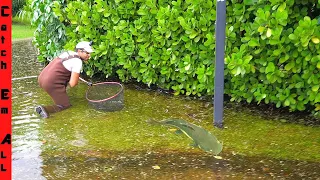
xmin=69 ymin=72 xmax=80 ymax=87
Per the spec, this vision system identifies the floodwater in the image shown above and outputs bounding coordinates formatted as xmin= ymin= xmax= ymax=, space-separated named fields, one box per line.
xmin=12 ymin=39 xmax=320 ymax=179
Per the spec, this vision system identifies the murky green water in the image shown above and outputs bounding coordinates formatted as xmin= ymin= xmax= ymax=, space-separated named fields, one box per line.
xmin=12 ymin=39 xmax=320 ymax=180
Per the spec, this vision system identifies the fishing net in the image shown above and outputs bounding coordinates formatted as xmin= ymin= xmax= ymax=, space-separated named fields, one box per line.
xmin=86 ymin=82 xmax=124 ymax=111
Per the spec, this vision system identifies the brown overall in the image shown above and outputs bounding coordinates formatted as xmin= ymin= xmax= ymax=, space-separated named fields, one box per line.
xmin=38 ymin=54 xmax=80 ymax=114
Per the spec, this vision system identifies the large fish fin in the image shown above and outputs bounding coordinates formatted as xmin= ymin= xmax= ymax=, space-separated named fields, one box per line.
xmin=190 ymin=141 xmax=198 ymax=147
xmin=175 ymin=129 xmax=184 ymax=135
xmin=181 ymin=124 xmax=195 ymax=131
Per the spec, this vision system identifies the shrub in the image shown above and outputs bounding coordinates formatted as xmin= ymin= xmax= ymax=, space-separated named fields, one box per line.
xmin=12 ymin=0 xmax=26 ymax=16
xmin=32 ymin=0 xmax=320 ymax=114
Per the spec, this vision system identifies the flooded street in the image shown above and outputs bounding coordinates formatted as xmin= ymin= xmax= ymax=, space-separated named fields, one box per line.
xmin=12 ymin=39 xmax=320 ymax=179
xmin=12 ymin=40 xmax=44 ymax=179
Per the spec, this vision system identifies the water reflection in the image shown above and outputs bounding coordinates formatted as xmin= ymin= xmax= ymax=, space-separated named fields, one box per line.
xmin=12 ymin=79 xmax=44 ymax=180
xmin=12 ymin=40 xmax=45 ymax=180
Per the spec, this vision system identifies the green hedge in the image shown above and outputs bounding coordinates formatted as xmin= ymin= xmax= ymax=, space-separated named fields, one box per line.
xmin=32 ymin=0 xmax=320 ymax=114
xmin=12 ymin=0 xmax=26 ymax=16
xmin=31 ymin=0 xmax=67 ymax=61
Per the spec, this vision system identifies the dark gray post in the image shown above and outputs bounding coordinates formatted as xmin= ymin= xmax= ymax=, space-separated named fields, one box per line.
xmin=214 ymin=0 xmax=226 ymax=128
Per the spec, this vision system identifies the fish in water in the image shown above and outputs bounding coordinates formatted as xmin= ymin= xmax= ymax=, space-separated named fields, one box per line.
xmin=147 ymin=118 xmax=223 ymax=155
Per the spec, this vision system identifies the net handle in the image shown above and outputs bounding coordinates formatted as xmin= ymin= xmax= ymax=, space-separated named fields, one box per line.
xmin=85 ymin=82 xmax=124 ymax=103
xmin=79 ymin=77 xmax=89 ymax=83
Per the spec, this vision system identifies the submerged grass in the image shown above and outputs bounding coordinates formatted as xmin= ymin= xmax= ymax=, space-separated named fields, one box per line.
xmin=37 ymin=83 xmax=320 ymax=162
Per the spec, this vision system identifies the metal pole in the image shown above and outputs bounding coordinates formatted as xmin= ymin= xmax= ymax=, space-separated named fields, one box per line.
xmin=214 ymin=0 xmax=226 ymax=128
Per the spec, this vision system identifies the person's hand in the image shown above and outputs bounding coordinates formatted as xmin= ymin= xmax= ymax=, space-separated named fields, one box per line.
xmin=79 ymin=77 xmax=92 ymax=86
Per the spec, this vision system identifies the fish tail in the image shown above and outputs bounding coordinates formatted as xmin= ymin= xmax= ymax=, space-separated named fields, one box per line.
xmin=146 ymin=118 xmax=161 ymax=125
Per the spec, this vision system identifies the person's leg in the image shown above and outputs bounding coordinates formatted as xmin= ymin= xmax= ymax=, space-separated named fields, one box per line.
xmin=49 ymin=88 xmax=72 ymax=111
xmin=36 ymin=87 xmax=71 ymax=118
xmin=35 ymin=105 xmax=49 ymax=118
xmin=36 ymin=104 xmax=70 ymax=118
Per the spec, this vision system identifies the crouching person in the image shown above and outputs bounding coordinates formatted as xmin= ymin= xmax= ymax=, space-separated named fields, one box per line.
xmin=36 ymin=41 xmax=94 ymax=118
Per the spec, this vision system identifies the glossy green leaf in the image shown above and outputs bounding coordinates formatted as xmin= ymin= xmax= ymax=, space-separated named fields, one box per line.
xmin=265 ymin=62 xmax=275 ymax=73
xmin=248 ymin=39 xmax=260 ymax=47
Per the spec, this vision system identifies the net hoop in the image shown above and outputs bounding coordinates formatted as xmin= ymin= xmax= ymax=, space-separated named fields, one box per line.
xmin=85 ymin=82 xmax=124 ymax=103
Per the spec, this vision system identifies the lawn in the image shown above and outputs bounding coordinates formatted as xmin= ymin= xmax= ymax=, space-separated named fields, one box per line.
xmin=12 ymin=17 xmax=35 ymax=40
